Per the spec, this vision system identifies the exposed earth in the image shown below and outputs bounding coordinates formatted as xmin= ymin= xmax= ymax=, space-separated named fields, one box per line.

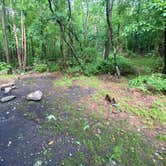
xmin=0 ymin=73 xmax=166 ymax=166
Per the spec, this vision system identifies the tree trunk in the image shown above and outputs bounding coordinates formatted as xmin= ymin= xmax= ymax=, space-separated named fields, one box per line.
xmin=1 ymin=0 xmax=10 ymax=64
xmin=59 ymin=22 xmax=66 ymax=69
xmin=163 ymin=26 xmax=166 ymax=74
xmin=23 ymin=22 xmax=27 ymax=69
xmin=21 ymin=7 xmax=27 ymax=70
xmin=67 ymin=0 xmax=74 ymax=56
xmin=104 ymin=0 xmax=120 ymax=77
xmin=10 ymin=0 xmax=22 ymax=69
xmin=103 ymin=0 xmax=114 ymax=60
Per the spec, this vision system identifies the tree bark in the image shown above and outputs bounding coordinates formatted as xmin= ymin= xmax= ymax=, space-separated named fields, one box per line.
xmin=10 ymin=0 xmax=22 ymax=69
xmin=1 ymin=0 xmax=10 ymax=64
xmin=67 ymin=0 xmax=74 ymax=56
xmin=163 ymin=26 xmax=166 ymax=74
xmin=103 ymin=0 xmax=114 ymax=60
xmin=21 ymin=6 xmax=27 ymax=70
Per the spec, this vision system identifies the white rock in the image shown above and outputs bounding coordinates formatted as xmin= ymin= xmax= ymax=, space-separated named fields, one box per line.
xmin=26 ymin=90 xmax=43 ymax=101
xmin=4 ymin=87 xmax=12 ymax=94
xmin=0 ymin=96 xmax=16 ymax=103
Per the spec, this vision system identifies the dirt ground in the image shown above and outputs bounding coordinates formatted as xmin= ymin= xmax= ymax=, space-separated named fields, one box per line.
xmin=0 ymin=73 xmax=166 ymax=166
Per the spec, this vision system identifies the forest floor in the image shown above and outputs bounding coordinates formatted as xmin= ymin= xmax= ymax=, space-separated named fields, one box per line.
xmin=0 ymin=72 xmax=166 ymax=166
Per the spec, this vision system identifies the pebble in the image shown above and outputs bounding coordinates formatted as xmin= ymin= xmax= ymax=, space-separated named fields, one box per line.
xmin=7 ymin=141 xmax=12 ymax=147
xmin=69 ymin=153 xmax=72 ymax=157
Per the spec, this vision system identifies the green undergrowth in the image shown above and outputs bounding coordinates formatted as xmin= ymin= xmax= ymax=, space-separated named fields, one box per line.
xmin=129 ymin=74 xmax=166 ymax=93
xmin=121 ymin=100 xmax=166 ymax=125
xmin=156 ymin=134 xmax=166 ymax=142
xmin=41 ymin=98 xmax=166 ymax=166
xmin=54 ymin=76 xmax=101 ymax=88
xmin=130 ymin=56 xmax=163 ymax=74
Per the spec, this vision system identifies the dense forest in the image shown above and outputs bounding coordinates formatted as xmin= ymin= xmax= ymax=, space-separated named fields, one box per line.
xmin=1 ymin=1 xmax=166 ymax=166
xmin=0 ymin=0 xmax=166 ymax=75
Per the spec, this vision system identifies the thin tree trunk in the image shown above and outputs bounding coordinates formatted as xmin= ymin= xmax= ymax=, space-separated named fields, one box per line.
xmin=67 ymin=0 xmax=74 ymax=56
xmin=23 ymin=23 xmax=27 ymax=69
xmin=1 ymin=0 xmax=10 ymax=64
xmin=104 ymin=0 xmax=120 ymax=77
xmin=103 ymin=0 xmax=114 ymax=60
xmin=83 ymin=0 xmax=89 ymax=44
xmin=163 ymin=26 xmax=166 ymax=74
xmin=59 ymin=22 xmax=66 ymax=69
xmin=10 ymin=0 xmax=22 ymax=69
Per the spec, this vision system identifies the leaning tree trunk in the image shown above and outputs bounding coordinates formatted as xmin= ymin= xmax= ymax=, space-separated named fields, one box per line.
xmin=1 ymin=0 xmax=10 ymax=64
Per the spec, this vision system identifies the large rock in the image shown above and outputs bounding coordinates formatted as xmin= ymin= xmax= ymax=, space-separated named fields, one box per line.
xmin=0 ymin=96 xmax=16 ymax=103
xmin=26 ymin=90 xmax=43 ymax=101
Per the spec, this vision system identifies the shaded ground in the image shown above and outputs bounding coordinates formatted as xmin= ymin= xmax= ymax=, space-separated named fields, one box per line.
xmin=0 ymin=73 xmax=166 ymax=166
xmin=0 ymin=74 xmax=93 ymax=166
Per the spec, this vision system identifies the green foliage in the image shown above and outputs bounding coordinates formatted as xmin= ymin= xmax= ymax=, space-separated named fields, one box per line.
xmin=47 ymin=62 xmax=58 ymax=72
xmin=131 ymin=56 xmax=163 ymax=74
xmin=156 ymin=134 xmax=166 ymax=142
xmin=97 ymin=55 xmax=136 ymax=75
xmin=129 ymin=74 xmax=166 ymax=93
xmin=33 ymin=63 xmax=48 ymax=73
xmin=0 ymin=62 xmax=12 ymax=74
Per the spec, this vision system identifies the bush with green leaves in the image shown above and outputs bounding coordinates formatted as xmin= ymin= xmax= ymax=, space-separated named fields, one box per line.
xmin=47 ymin=62 xmax=58 ymax=72
xmin=0 ymin=62 xmax=12 ymax=74
xmin=97 ymin=55 xmax=136 ymax=75
xmin=129 ymin=74 xmax=166 ymax=93
xmin=33 ymin=63 xmax=48 ymax=73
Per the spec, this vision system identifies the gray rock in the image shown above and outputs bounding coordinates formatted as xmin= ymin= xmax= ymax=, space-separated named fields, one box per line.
xmin=4 ymin=85 xmax=16 ymax=94
xmin=26 ymin=90 xmax=43 ymax=101
xmin=0 ymin=96 xmax=16 ymax=103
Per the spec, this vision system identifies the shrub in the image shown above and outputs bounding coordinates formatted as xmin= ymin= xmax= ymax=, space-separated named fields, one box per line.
xmin=129 ymin=74 xmax=166 ymax=93
xmin=84 ymin=62 xmax=99 ymax=76
xmin=66 ymin=66 xmax=82 ymax=76
xmin=97 ymin=55 xmax=136 ymax=75
xmin=34 ymin=63 xmax=48 ymax=73
xmin=0 ymin=62 xmax=12 ymax=74
xmin=47 ymin=63 xmax=58 ymax=72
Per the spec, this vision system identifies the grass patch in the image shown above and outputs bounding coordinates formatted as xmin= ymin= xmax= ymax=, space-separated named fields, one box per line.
xmin=156 ymin=134 xmax=166 ymax=142
xmin=0 ymin=74 xmax=17 ymax=79
xmin=121 ymin=101 xmax=166 ymax=125
xmin=41 ymin=97 xmax=166 ymax=166
xmin=54 ymin=76 xmax=101 ymax=88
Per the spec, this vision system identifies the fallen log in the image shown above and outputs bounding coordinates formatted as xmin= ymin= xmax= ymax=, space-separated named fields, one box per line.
xmin=0 ymin=82 xmax=15 ymax=90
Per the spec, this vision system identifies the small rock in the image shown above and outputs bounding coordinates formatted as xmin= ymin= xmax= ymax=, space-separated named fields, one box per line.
xmin=69 ymin=153 xmax=72 ymax=157
xmin=4 ymin=87 xmax=12 ymax=94
xmin=3 ymin=86 xmax=16 ymax=94
xmin=111 ymin=160 xmax=117 ymax=166
xmin=26 ymin=90 xmax=43 ymax=101
xmin=0 ymin=96 xmax=16 ymax=103
xmin=7 ymin=141 xmax=12 ymax=147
